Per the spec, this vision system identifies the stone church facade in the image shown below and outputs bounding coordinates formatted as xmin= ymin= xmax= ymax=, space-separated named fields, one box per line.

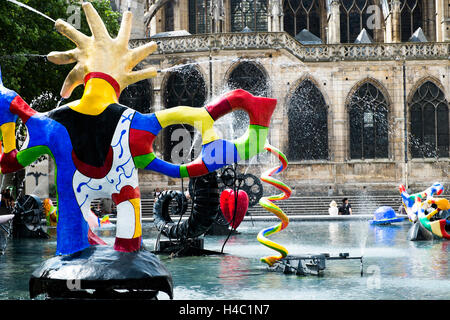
xmin=111 ymin=0 xmax=450 ymax=196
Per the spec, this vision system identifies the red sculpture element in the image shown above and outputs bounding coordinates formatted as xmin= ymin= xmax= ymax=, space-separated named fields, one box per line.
xmin=10 ymin=95 xmax=37 ymax=123
xmin=71 ymin=148 xmax=114 ymax=179
xmin=0 ymin=149 xmax=24 ymax=174
xmin=84 ymin=72 xmax=121 ymax=99
xmin=220 ymin=188 xmax=249 ymax=229
xmin=114 ymin=236 xmax=141 ymax=252
xmin=129 ymin=128 xmax=155 ymax=157
xmin=111 ymin=185 xmax=141 ymax=205
xmin=205 ymin=89 xmax=277 ymax=127
xmin=226 ymin=89 xmax=277 ymax=127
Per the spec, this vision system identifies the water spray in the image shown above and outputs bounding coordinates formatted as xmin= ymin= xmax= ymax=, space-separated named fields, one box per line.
xmin=6 ymin=0 xmax=56 ymax=23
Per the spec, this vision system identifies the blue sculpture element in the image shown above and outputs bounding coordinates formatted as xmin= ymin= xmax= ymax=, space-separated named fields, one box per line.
xmin=369 ymin=206 xmax=405 ymax=225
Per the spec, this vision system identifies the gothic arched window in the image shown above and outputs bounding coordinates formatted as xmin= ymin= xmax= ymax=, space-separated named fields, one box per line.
xmin=340 ymin=0 xmax=375 ymax=43
xmin=283 ymin=0 xmax=321 ymax=39
xmin=164 ymin=1 xmax=174 ymax=31
xmin=227 ymin=61 xmax=269 ymax=139
xmin=410 ymin=81 xmax=449 ymax=158
xmin=228 ymin=61 xmax=269 ymax=97
xmin=189 ymin=0 xmax=211 ymax=34
xmin=119 ymin=79 xmax=153 ymax=114
xmin=288 ymin=79 xmax=328 ymax=161
xmin=400 ymin=0 xmax=422 ymax=42
xmin=163 ymin=66 xmax=207 ymax=163
xmin=348 ymin=82 xmax=389 ymax=159
xmin=231 ymin=0 xmax=268 ymax=32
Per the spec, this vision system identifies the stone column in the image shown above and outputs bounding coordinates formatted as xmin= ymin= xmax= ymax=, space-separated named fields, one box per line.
xmin=436 ymin=0 xmax=450 ymax=41
xmin=423 ymin=0 xmax=436 ymax=41
xmin=327 ymin=0 xmax=341 ymax=44
xmin=268 ymin=0 xmax=283 ymax=32
xmin=174 ymin=0 xmax=189 ymax=31
xmin=391 ymin=0 xmax=401 ymax=43
xmin=223 ymin=0 xmax=231 ymax=32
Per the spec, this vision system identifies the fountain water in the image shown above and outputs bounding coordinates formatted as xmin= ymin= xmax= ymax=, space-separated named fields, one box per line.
xmin=6 ymin=0 xmax=56 ymax=23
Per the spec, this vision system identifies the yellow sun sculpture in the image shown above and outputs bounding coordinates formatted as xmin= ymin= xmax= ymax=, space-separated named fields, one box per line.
xmin=47 ymin=2 xmax=157 ymax=99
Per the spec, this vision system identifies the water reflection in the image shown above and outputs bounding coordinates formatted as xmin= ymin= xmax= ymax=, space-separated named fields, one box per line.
xmin=371 ymin=225 xmax=401 ymax=246
xmin=1 ymin=221 xmax=450 ymax=300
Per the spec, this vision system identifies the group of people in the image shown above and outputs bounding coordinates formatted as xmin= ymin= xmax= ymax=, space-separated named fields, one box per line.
xmin=329 ymin=198 xmax=352 ymax=216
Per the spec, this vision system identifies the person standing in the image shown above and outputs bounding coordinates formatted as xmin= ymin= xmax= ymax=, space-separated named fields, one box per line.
xmin=339 ymin=198 xmax=352 ymax=215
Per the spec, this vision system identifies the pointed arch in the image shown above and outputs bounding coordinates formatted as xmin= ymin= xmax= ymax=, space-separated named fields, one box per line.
xmin=346 ymin=79 xmax=390 ymax=159
xmin=409 ymin=79 xmax=449 ymax=158
xmin=399 ymin=0 xmax=423 ymax=42
xmin=226 ymin=60 xmax=270 ymax=140
xmin=283 ymin=0 xmax=324 ymax=39
xmin=119 ymin=79 xmax=153 ymax=114
xmin=162 ymin=65 xmax=207 ymax=163
xmin=230 ymin=0 xmax=269 ymax=32
xmin=287 ymin=78 xmax=329 ymax=160
xmin=340 ymin=0 xmax=378 ymax=43
xmin=226 ymin=60 xmax=270 ymax=97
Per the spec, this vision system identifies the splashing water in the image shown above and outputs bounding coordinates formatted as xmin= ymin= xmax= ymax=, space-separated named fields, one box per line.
xmin=158 ymin=58 xmax=241 ymax=74
xmin=0 ymin=53 xmax=47 ymax=61
xmin=6 ymin=0 xmax=56 ymax=23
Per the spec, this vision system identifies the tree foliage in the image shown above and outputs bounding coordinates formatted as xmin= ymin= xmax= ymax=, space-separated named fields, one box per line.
xmin=0 ymin=0 xmax=120 ymax=110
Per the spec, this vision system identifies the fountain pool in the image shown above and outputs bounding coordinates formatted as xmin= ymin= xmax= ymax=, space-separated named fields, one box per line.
xmin=1 ymin=220 xmax=449 ymax=300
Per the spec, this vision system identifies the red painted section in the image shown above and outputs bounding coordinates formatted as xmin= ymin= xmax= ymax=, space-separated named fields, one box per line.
xmin=225 ymin=89 xmax=277 ymax=127
xmin=186 ymin=157 xmax=209 ymax=177
xmin=88 ymin=228 xmax=107 ymax=245
xmin=220 ymin=189 xmax=249 ymax=229
xmin=439 ymin=220 xmax=450 ymax=239
xmin=84 ymin=72 xmax=121 ymax=98
xmin=205 ymin=98 xmax=232 ymax=120
xmin=129 ymin=128 xmax=155 ymax=157
xmin=114 ymin=236 xmax=141 ymax=252
xmin=71 ymin=147 xmax=113 ymax=179
xmin=9 ymin=95 xmax=36 ymax=123
xmin=0 ymin=149 xmax=24 ymax=173
xmin=111 ymin=185 xmax=141 ymax=205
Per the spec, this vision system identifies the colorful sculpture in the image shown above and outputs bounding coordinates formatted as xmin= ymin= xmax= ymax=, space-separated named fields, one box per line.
xmin=43 ymin=198 xmax=58 ymax=227
xmin=417 ymin=197 xmax=450 ymax=239
xmin=399 ymin=182 xmax=444 ymax=222
xmin=0 ymin=3 xmax=277 ymax=256
xmin=220 ymin=189 xmax=249 ymax=229
xmin=257 ymin=145 xmax=291 ymax=266
xmin=369 ymin=206 xmax=405 ymax=225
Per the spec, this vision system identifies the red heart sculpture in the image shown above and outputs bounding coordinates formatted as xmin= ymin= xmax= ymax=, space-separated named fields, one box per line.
xmin=220 ymin=189 xmax=249 ymax=229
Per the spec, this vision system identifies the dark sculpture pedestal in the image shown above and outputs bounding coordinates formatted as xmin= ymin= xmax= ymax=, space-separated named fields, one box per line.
xmin=153 ymin=238 xmax=224 ymax=257
xmin=407 ymin=221 xmax=436 ymax=241
xmin=29 ymin=245 xmax=173 ymax=300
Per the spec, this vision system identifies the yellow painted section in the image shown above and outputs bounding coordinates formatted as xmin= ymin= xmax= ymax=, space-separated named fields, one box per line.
xmin=67 ymin=78 xmax=118 ymax=116
xmin=430 ymin=221 xmax=443 ymax=237
xmin=155 ymin=107 xmax=219 ymax=145
xmin=433 ymin=198 xmax=450 ymax=211
xmin=426 ymin=209 xmax=439 ymax=220
xmin=129 ymin=198 xmax=142 ymax=238
xmin=0 ymin=122 xmax=16 ymax=153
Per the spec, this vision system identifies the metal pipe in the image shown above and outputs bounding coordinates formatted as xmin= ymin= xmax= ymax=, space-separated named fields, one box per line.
xmin=402 ymin=61 xmax=409 ymax=189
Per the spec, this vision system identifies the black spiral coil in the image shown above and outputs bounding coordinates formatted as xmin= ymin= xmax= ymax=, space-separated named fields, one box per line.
xmin=153 ymin=172 xmax=220 ymax=239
